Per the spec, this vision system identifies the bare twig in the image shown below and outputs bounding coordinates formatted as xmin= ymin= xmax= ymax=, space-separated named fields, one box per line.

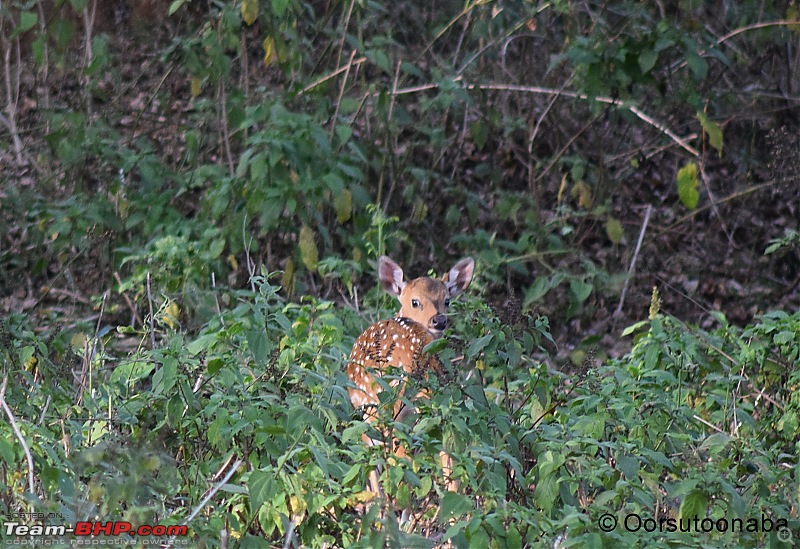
xmin=146 ymin=272 xmax=155 ymax=350
xmin=419 ymin=0 xmax=492 ymax=61
xmin=615 ymin=204 xmax=653 ymax=317
xmin=716 ymin=20 xmax=799 ymax=46
xmin=282 ymin=519 xmax=297 ymax=549
xmin=114 ymin=271 xmax=144 ymax=326
xmin=36 ymin=0 xmax=50 ymax=112
xmin=242 ymin=215 xmax=256 ymax=292
xmin=534 ymin=111 xmax=602 ymax=184
xmin=0 ymin=377 xmax=36 ymax=498
xmin=335 ymin=0 xmax=356 ymax=69
xmin=165 ymin=458 xmax=243 ymax=549
xmin=330 ymin=49 xmax=358 ymax=145
xmin=385 ymin=80 xmax=700 ymax=156
xmin=381 ymin=61 xmax=403 ymax=213
xmin=218 ymin=80 xmax=235 ymax=177
xmin=670 ymin=180 xmax=776 ymax=227
xmin=1 ymin=14 xmax=24 ymax=166
xmin=297 ymin=57 xmax=366 ymax=96
xmin=528 ymin=76 xmax=573 ymax=193
xmin=82 ymin=0 xmax=97 ymax=116
xmin=698 ymin=162 xmax=733 ymax=246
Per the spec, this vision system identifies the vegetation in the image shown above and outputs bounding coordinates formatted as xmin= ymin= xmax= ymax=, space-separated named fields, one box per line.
xmin=0 ymin=0 xmax=798 ymax=547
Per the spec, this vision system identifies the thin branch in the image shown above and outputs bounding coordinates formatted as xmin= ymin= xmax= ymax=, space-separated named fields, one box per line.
xmin=329 ymin=49 xmax=358 ymax=145
xmin=1 ymin=28 xmax=24 ymax=165
xmin=381 ymin=61 xmax=403 ymax=213
xmin=0 ymin=377 xmax=36 ymax=498
xmin=615 ymin=204 xmax=653 ymax=317
xmin=165 ymin=458 xmax=243 ymax=549
xmin=335 ymin=0 xmax=356 ymax=70
xmin=385 ymin=80 xmax=700 ymax=156
xmin=669 ymin=180 xmax=776 ymax=227
xmin=298 ymin=57 xmax=366 ymax=96
xmin=715 ymin=20 xmax=800 ymax=46
xmin=146 ymin=272 xmax=155 ymax=350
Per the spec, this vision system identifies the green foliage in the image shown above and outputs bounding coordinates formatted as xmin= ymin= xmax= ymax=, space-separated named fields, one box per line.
xmin=765 ymin=229 xmax=800 ymax=255
xmin=677 ymin=162 xmax=700 ymax=210
xmin=3 ymin=274 xmax=799 ymax=545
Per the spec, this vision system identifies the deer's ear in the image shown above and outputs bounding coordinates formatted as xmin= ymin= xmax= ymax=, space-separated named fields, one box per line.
xmin=378 ymin=256 xmax=405 ymax=296
xmin=445 ymin=257 xmax=475 ymax=297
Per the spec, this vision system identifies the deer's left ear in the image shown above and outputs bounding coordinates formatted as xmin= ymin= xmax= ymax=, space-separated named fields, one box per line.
xmin=445 ymin=257 xmax=475 ymax=297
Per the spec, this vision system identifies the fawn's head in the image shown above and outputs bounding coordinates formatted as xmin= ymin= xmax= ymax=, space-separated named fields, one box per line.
xmin=377 ymin=256 xmax=475 ymax=336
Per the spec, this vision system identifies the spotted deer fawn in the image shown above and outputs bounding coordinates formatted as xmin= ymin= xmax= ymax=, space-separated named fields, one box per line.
xmin=347 ymin=255 xmax=475 ymax=497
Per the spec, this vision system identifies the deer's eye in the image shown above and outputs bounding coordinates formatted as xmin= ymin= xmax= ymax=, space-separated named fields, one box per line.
xmin=411 ymin=299 xmax=420 ymax=308
xmin=444 ymin=298 xmax=451 ymax=307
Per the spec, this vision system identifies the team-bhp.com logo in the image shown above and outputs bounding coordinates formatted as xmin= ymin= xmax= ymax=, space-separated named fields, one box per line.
xmin=5 ymin=521 xmax=188 ymax=538
xmin=597 ymin=512 xmax=792 ymax=542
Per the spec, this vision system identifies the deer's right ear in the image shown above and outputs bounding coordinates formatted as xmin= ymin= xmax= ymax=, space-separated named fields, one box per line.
xmin=378 ymin=256 xmax=405 ymax=296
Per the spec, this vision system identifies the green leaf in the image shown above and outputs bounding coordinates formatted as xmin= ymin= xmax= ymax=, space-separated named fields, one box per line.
xmin=699 ymin=432 xmax=733 ymax=454
xmin=0 ymin=438 xmax=15 ymax=465
xmin=569 ymin=279 xmax=593 ymax=303
xmin=697 ymin=111 xmax=723 ymax=157
xmin=468 ymin=524 xmax=489 ymax=549
xmin=605 ymin=217 xmax=624 ymax=244
xmin=686 ymin=51 xmax=707 ymax=80
xmin=470 ymin=121 xmax=489 ymax=150
xmin=12 ymin=12 xmax=37 ymax=38
xmin=168 ymin=0 xmax=187 ymax=15
xmin=396 ymin=483 xmax=411 ymax=508
xmin=621 ymin=320 xmax=648 ymax=337
xmin=676 ymin=162 xmax=699 ymax=209
xmin=465 ymin=333 xmax=494 ymax=358
xmin=423 ymin=338 xmax=448 ymax=354
xmin=616 ymin=454 xmax=639 ymax=480
xmin=506 ymin=524 xmax=522 ymax=549
xmin=249 ymin=470 xmax=277 ymax=511
xmin=679 ymin=490 xmax=708 ymax=521
xmin=638 ymin=49 xmax=658 ymax=73
xmin=439 ymin=492 xmax=473 ymax=522
xmin=271 ymin=0 xmax=290 ymax=17
xmin=152 ymin=356 xmax=177 ymax=395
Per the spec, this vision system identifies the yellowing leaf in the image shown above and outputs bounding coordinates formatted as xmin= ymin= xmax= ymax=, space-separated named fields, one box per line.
xmin=557 ymin=173 xmax=568 ymax=203
xmin=333 ymin=189 xmax=352 ymax=224
xmin=571 ymin=181 xmax=593 ymax=209
xmin=412 ymin=197 xmax=428 ymax=223
xmin=241 ymin=0 xmax=258 ymax=25
xmin=649 ymin=286 xmax=662 ymax=319
xmin=161 ymin=301 xmax=181 ymax=329
xmin=24 ymin=355 xmax=38 ymax=370
xmin=190 ymin=75 xmax=202 ymax=97
xmin=299 ymin=225 xmax=318 ymax=271
xmin=71 ymin=332 xmax=88 ymax=348
xmin=676 ymin=162 xmax=699 ymax=209
xmin=263 ymin=36 xmax=277 ymax=66
xmin=281 ymin=257 xmax=295 ymax=293
xmin=605 ymin=217 xmax=624 ymax=244
xmin=697 ymin=111 xmax=723 ymax=157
